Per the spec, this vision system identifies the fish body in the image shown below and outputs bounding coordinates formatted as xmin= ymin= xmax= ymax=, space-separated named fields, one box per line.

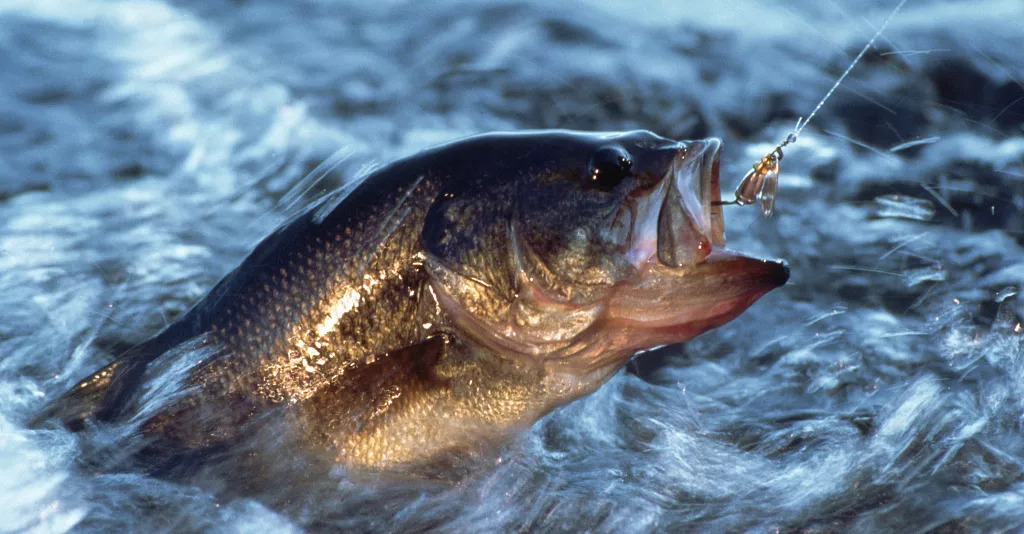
xmin=35 ymin=130 xmax=788 ymax=472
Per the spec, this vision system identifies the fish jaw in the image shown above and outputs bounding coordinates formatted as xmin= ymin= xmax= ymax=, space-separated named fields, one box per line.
xmin=605 ymin=249 xmax=789 ymax=351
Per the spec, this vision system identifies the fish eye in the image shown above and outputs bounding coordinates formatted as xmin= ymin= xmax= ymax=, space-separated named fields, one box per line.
xmin=584 ymin=146 xmax=632 ymax=190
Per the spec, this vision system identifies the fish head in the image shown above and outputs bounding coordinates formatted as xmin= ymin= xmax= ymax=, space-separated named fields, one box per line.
xmin=421 ymin=130 xmax=788 ymax=379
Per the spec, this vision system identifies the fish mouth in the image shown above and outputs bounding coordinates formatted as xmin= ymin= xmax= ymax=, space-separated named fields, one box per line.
xmin=610 ymin=137 xmax=788 ymax=349
xmin=656 ymin=138 xmax=725 ymax=267
xmin=624 ymin=138 xmax=726 ymax=269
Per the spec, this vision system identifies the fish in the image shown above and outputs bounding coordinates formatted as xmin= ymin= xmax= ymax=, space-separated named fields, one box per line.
xmin=31 ymin=130 xmax=789 ymax=473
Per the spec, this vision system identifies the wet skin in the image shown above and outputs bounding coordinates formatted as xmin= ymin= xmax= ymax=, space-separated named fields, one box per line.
xmin=35 ymin=130 xmax=789 ymax=472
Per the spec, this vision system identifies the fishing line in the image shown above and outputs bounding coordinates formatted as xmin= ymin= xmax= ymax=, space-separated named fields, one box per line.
xmin=794 ymin=0 xmax=909 ymax=138
xmin=718 ymin=0 xmax=909 ymax=217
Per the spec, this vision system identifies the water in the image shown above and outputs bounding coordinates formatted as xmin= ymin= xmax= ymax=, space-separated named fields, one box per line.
xmin=2 ymin=0 xmax=1024 ymax=531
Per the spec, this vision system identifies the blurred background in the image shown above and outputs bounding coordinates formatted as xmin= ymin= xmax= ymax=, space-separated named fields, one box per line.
xmin=1 ymin=0 xmax=1023 ymax=531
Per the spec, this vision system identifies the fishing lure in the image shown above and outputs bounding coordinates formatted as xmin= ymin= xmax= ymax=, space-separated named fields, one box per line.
xmin=719 ymin=0 xmax=908 ymax=218
xmin=732 ymin=131 xmax=796 ymax=217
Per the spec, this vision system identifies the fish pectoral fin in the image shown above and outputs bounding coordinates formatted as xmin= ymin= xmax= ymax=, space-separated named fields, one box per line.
xmin=29 ymin=359 xmax=126 ymax=430
xmin=356 ymin=334 xmax=454 ymax=401
xmin=301 ymin=334 xmax=455 ymax=437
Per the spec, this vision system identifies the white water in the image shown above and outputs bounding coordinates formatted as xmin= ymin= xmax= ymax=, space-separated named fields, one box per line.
xmin=2 ymin=0 xmax=1024 ymax=531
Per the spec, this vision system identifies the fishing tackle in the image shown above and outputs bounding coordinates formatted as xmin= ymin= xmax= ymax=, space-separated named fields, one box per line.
xmin=717 ymin=0 xmax=908 ymax=219
xmin=730 ymin=131 xmax=797 ymax=218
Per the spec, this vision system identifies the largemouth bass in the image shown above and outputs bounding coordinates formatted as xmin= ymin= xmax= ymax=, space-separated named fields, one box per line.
xmin=34 ymin=130 xmax=788 ymax=472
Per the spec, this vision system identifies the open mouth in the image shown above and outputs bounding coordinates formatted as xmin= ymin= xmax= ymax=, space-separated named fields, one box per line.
xmin=623 ymin=139 xmax=724 ymax=269
xmin=648 ymin=138 xmax=725 ymax=268
xmin=609 ymin=137 xmax=788 ymax=341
